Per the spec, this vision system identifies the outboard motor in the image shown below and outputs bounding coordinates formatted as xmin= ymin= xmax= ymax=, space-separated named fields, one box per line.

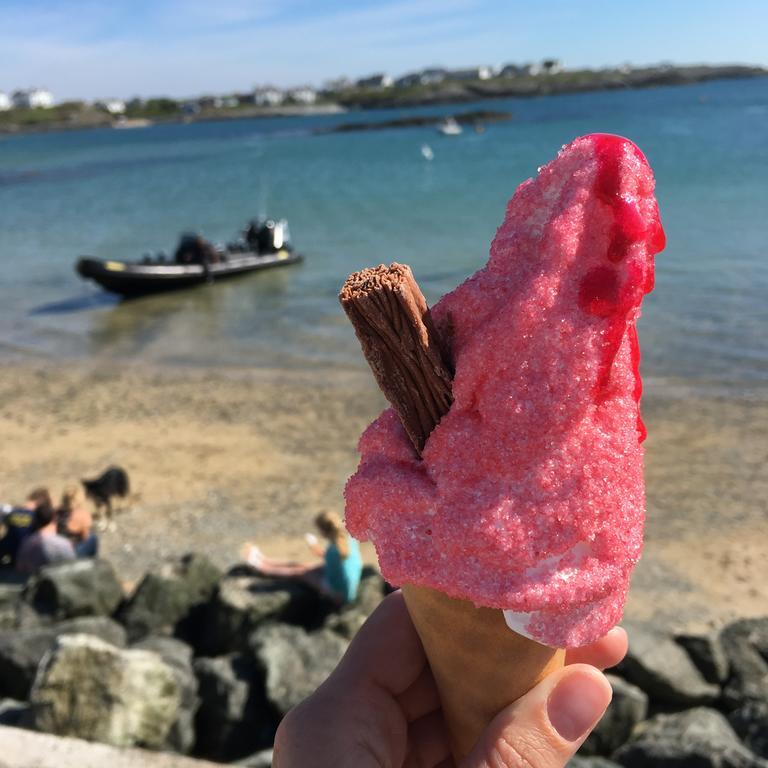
xmin=245 ymin=218 xmax=292 ymax=254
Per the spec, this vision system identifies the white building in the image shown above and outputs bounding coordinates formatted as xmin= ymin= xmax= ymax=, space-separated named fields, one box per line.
xmin=96 ymin=98 xmax=126 ymax=115
xmin=254 ymin=87 xmax=284 ymax=106
xmin=12 ymin=88 xmax=54 ymax=108
xmin=448 ymin=66 xmax=494 ymax=81
xmin=286 ymin=86 xmax=316 ymax=105
xmin=0 ymin=92 xmax=11 ymax=111
xmin=356 ymin=73 xmax=394 ymax=89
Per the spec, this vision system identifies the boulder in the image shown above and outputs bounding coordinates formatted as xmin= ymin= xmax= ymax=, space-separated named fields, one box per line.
xmin=118 ymin=554 xmax=221 ymax=643
xmin=23 ymin=560 xmax=123 ymax=621
xmin=132 ymin=636 xmax=198 ymax=754
xmin=193 ymin=654 xmax=275 ymax=761
xmin=0 ymin=698 xmax=30 ymax=726
xmin=581 ymin=675 xmax=648 ymax=756
xmin=613 ymin=707 xmax=766 ymax=767
xmin=676 ymin=630 xmax=731 ymax=685
xmin=0 ymin=581 xmax=25 ymax=630
xmin=249 ymin=623 xmax=348 ymax=716
xmin=236 ymin=749 xmax=274 ymax=767
xmin=616 ymin=621 xmax=720 ymax=706
xmin=200 ymin=575 xmax=328 ymax=655
xmin=729 ymin=701 xmax=768 ymax=759
xmin=0 ymin=616 xmax=126 ymax=699
xmin=30 ymin=634 xmax=180 ymax=750
xmin=721 ymin=618 xmax=768 ymax=708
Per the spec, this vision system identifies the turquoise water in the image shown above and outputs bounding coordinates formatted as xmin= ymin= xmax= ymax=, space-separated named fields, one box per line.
xmin=1 ymin=78 xmax=766 ymax=396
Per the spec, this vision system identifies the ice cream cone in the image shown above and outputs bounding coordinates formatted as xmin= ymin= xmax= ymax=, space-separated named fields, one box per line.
xmin=402 ymin=583 xmax=565 ymax=762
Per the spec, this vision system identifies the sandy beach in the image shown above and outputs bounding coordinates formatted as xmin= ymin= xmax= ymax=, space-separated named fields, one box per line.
xmin=1 ymin=361 xmax=766 ymax=633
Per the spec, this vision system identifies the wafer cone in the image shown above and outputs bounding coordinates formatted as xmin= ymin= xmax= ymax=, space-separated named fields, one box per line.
xmin=402 ymin=583 xmax=565 ymax=762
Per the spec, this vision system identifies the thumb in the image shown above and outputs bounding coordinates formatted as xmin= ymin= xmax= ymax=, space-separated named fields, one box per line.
xmin=461 ymin=664 xmax=612 ymax=768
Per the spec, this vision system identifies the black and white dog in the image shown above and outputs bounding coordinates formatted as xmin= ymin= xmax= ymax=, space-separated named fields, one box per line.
xmin=82 ymin=466 xmax=130 ymax=520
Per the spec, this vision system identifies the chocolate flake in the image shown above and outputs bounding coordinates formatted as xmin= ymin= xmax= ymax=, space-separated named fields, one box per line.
xmin=340 ymin=263 xmax=454 ymax=454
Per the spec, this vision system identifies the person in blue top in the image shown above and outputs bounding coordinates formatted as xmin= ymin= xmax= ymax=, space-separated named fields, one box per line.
xmin=243 ymin=511 xmax=363 ymax=605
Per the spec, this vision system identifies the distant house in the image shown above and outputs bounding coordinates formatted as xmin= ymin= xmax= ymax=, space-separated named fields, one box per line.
xmin=95 ymin=98 xmax=126 ymax=115
xmin=448 ymin=66 xmax=494 ymax=81
xmin=394 ymin=72 xmax=422 ymax=88
xmin=395 ymin=68 xmax=446 ymax=87
xmin=0 ymin=91 xmax=11 ymax=111
xmin=253 ymin=87 xmax=284 ymax=106
xmin=540 ymin=59 xmax=564 ymax=75
xmin=286 ymin=87 xmax=316 ymax=105
xmin=356 ymin=73 xmax=394 ymax=89
xmin=420 ymin=68 xmax=447 ymax=84
xmin=181 ymin=101 xmax=201 ymax=115
xmin=12 ymin=88 xmax=54 ymax=108
xmin=500 ymin=63 xmax=530 ymax=77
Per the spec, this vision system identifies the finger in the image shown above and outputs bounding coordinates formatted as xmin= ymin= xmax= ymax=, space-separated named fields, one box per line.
xmin=397 ymin=664 xmax=442 ymax=722
xmin=335 ymin=590 xmax=428 ymax=697
xmin=461 ymin=664 xmax=612 ymax=768
xmin=404 ymin=710 xmax=452 ymax=768
xmin=565 ymin=626 xmax=628 ymax=670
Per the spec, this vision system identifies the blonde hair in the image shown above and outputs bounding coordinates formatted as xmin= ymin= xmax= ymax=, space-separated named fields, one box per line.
xmin=60 ymin=485 xmax=86 ymax=515
xmin=314 ymin=511 xmax=349 ymax=559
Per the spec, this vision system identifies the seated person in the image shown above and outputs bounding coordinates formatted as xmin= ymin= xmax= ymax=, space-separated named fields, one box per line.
xmin=175 ymin=234 xmax=219 ymax=265
xmin=0 ymin=488 xmax=50 ymax=568
xmin=243 ymin=511 xmax=363 ymax=605
xmin=58 ymin=486 xmax=99 ymax=558
xmin=16 ymin=499 xmax=75 ymax=576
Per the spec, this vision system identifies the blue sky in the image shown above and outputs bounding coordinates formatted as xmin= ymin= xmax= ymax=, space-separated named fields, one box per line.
xmin=1 ymin=0 xmax=766 ymax=100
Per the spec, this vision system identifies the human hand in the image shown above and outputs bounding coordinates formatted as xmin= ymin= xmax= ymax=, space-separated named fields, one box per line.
xmin=273 ymin=590 xmax=627 ymax=768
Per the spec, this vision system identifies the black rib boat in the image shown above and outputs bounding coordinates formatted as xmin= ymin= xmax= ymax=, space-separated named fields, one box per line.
xmin=76 ymin=219 xmax=303 ymax=298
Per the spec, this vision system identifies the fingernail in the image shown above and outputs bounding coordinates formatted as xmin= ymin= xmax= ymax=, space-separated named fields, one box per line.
xmin=547 ymin=669 xmax=611 ymax=742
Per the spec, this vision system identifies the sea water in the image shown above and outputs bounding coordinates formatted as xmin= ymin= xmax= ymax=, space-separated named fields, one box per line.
xmin=0 ymin=77 xmax=766 ymax=397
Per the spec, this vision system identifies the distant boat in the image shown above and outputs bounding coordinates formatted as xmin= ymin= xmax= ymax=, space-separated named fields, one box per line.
xmin=437 ymin=117 xmax=462 ymax=136
xmin=76 ymin=219 xmax=302 ymax=298
xmin=420 ymin=143 xmax=434 ymax=161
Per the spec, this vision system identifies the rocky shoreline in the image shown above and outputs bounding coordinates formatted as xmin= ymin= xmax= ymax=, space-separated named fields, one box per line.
xmin=0 ymin=556 xmax=766 ymax=766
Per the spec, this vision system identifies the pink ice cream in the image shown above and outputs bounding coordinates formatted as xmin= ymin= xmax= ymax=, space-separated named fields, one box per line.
xmin=344 ymin=134 xmax=666 ymax=648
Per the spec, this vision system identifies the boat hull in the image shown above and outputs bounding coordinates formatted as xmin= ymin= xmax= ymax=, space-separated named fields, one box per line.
xmin=76 ymin=250 xmax=303 ymax=298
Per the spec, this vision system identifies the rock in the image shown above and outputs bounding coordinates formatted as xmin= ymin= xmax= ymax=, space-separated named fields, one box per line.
xmin=676 ymin=630 xmax=731 ymax=685
xmin=569 ymin=758 xmax=622 ymax=767
xmin=581 ymin=675 xmax=648 ymax=756
xmin=200 ymin=575 xmax=328 ymax=655
xmin=132 ymin=636 xmax=198 ymax=755
xmin=721 ymin=618 xmax=768 ymax=708
xmin=236 ymin=749 xmax=274 ymax=767
xmin=118 ymin=554 xmax=221 ymax=643
xmin=250 ymin=623 xmax=348 ymax=716
xmin=23 ymin=560 xmax=123 ymax=621
xmin=0 ymin=581 xmax=25 ymax=629
xmin=193 ymin=654 xmax=275 ymax=761
xmin=616 ymin=621 xmax=720 ymax=706
xmin=30 ymin=634 xmax=180 ymax=749
xmin=613 ymin=707 xmax=766 ymax=767
xmin=729 ymin=701 xmax=768 ymax=759
xmin=0 ymin=698 xmax=30 ymax=726
xmin=0 ymin=616 xmax=126 ymax=699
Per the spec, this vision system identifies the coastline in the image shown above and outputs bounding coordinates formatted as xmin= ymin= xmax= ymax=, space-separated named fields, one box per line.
xmin=1 ymin=66 xmax=765 ymax=137
xmin=0 ymin=359 xmax=765 ymax=632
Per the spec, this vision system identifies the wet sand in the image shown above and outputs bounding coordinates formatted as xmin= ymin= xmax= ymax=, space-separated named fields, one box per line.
xmin=1 ymin=362 xmax=765 ymax=632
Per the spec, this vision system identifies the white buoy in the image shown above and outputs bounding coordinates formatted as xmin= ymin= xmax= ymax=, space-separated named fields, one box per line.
xmin=421 ymin=143 xmax=434 ymax=161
